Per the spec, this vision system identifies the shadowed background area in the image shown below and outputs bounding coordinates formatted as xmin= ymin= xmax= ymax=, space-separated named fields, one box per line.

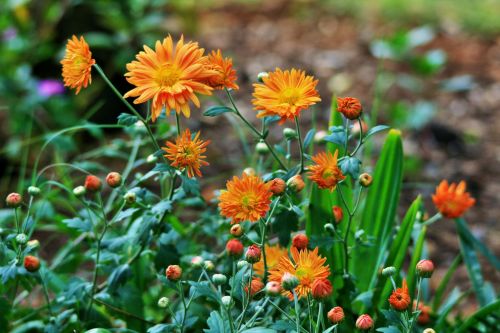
xmin=1 ymin=0 xmax=499 ymax=314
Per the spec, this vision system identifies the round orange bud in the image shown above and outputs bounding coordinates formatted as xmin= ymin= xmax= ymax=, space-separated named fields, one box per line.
xmin=311 ymin=278 xmax=333 ymax=300
xmin=416 ymin=259 xmax=435 ymax=278
xmin=292 ymin=234 xmax=309 ymax=250
xmin=24 ymin=255 xmax=40 ymax=272
xmin=332 ymin=206 xmax=343 ymax=224
xmin=265 ymin=281 xmax=282 ymax=296
xmin=327 ymin=306 xmax=344 ymax=324
xmin=6 ymin=193 xmax=22 ymax=208
xmin=359 ymin=173 xmax=373 ymax=187
xmin=165 ymin=265 xmax=182 ymax=282
xmin=268 ymin=178 xmax=286 ymax=195
xmin=245 ymin=245 xmax=262 ymax=264
xmin=106 ymin=172 xmax=122 ymax=188
xmin=337 ymin=97 xmax=362 ymax=120
xmin=244 ymin=277 xmax=264 ymax=297
xmin=287 ymin=175 xmax=305 ymax=193
xmin=230 ymin=224 xmax=243 ymax=237
xmin=84 ymin=175 xmax=102 ymax=192
xmin=226 ymin=239 xmax=244 ymax=257
xmin=356 ymin=314 xmax=374 ymax=330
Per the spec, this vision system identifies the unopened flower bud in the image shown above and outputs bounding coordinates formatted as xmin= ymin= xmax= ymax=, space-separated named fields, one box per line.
xmin=256 ymin=141 xmax=269 ymax=155
xmin=226 ymin=239 xmax=244 ymax=258
xmin=230 ymin=224 xmax=243 ymax=237
xmin=124 ymin=192 xmax=136 ymax=204
xmin=332 ymin=206 xmax=343 ymax=224
xmin=191 ymin=256 xmax=204 ymax=268
xmin=212 ymin=274 xmax=227 ymax=286
xmin=265 ymin=281 xmax=282 ymax=296
xmin=204 ymin=260 xmax=215 ymax=271
xmin=287 ymin=175 xmax=305 ymax=193
xmin=423 ymin=329 xmax=436 ymax=333
xmin=356 ymin=314 xmax=374 ymax=330
xmin=327 ymin=306 xmax=344 ymax=324
xmin=243 ymin=167 xmax=256 ymax=176
xmin=27 ymin=239 xmax=40 ymax=249
xmin=237 ymin=260 xmax=248 ymax=270
xmin=106 ymin=172 xmax=122 ymax=188
xmin=6 ymin=193 xmax=22 ymax=208
xmin=24 ymin=255 xmax=41 ymax=272
xmin=382 ymin=266 xmax=397 ymax=277
xmin=416 ymin=259 xmax=435 ymax=278
xmin=146 ymin=154 xmax=158 ymax=163
xmin=73 ymin=185 xmax=86 ymax=197
xmin=16 ymin=233 xmax=28 ymax=244
xmin=324 ymin=223 xmax=335 ymax=233
xmin=337 ymin=97 xmax=363 ymax=120
xmin=359 ymin=173 xmax=373 ymax=187
xmin=244 ymin=278 xmax=264 ymax=298
xmin=311 ymin=278 xmax=333 ymax=300
xmin=221 ymin=295 xmax=233 ymax=307
xmin=292 ymin=234 xmax=308 ymax=250
xmin=84 ymin=175 xmax=102 ymax=192
xmin=165 ymin=265 xmax=182 ymax=282
xmin=245 ymin=245 xmax=262 ymax=263
xmin=134 ymin=120 xmax=146 ymax=133
xmin=157 ymin=297 xmax=170 ymax=308
xmin=314 ymin=130 xmax=328 ymax=143
xmin=268 ymin=178 xmax=286 ymax=195
xmin=281 ymin=272 xmax=299 ymax=291
xmin=28 ymin=186 xmax=41 ymax=197
xmin=283 ymin=127 xmax=297 ymax=140
xmin=257 ymin=72 xmax=268 ymax=82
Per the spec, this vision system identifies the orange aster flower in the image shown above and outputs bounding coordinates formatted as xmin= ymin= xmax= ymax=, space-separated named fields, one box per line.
xmin=432 ymin=180 xmax=475 ymax=218
xmin=218 ymin=173 xmax=273 ymax=224
xmin=389 ymin=279 xmax=411 ymax=311
xmin=162 ymin=129 xmax=210 ymax=178
xmin=252 ymin=68 xmax=321 ymax=124
xmin=269 ymin=246 xmax=330 ymax=299
xmin=308 ymin=150 xmax=345 ymax=191
xmin=253 ymin=244 xmax=289 ymax=277
xmin=124 ymin=35 xmax=214 ymax=121
xmin=203 ymin=49 xmax=239 ymax=90
xmin=61 ymin=35 xmax=95 ymax=94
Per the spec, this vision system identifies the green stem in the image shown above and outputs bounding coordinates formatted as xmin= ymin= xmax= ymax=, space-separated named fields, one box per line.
xmin=422 ymin=213 xmax=442 ymax=226
xmin=349 ymin=118 xmax=365 ymax=157
xmin=307 ymin=295 xmax=314 ymax=333
xmin=295 ymin=116 xmax=305 ymax=173
xmin=337 ymin=186 xmax=353 ymax=275
xmin=410 ymin=277 xmax=423 ymax=332
xmin=315 ymin=302 xmax=323 ymax=333
xmin=292 ymin=290 xmax=301 ymax=333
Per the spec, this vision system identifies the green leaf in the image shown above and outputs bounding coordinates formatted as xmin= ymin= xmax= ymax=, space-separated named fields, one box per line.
xmin=376 ymin=326 xmax=402 ymax=333
xmin=203 ymin=106 xmax=235 ymax=117
xmin=84 ymin=329 xmax=112 ymax=333
xmin=339 ymin=157 xmax=361 ymax=178
xmin=117 ymin=113 xmax=139 ymax=126
xmin=303 ymin=129 xmax=316 ymax=149
xmin=453 ymin=299 xmax=500 ymax=333
xmin=147 ymin=324 xmax=177 ymax=333
xmin=62 ymin=217 xmax=92 ymax=232
xmin=115 ymin=208 xmax=140 ymax=222
xmin=364 ymin=125 xmax=390 ymax=141
xmin=107 ymin=264 xmax=131 ymax=293
xmin=352 ymin=129 xmax=403 ymax=294
xmin=240 ymin=328 xmax=277 ymax=333
xmin=323 ymin=126 xmax=346 ymax=146
xmin=180 ymin=175 xmax=200 ymax=196
xmin=432 ymin=254 xmax=461 ymax=312
xmin=204 ymin=311 xmax=229 ymax=333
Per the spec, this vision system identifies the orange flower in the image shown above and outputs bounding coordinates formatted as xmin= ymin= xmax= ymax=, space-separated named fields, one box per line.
xmin=414 ymin=301 xmax=432 ymax=325
xmin=124 ymin=35 xmax=214 ymax=121
xmin=202 ymin=49 xmax=239 ymax=90
xmin=244 ymin=277 xmax=265 ymax=297
xmin=218 ymin=173 xmax=273 ymax=224
xmin=389 ymin=279 xmax=411 ymax=311
xmin=308 ymin=150 xmax=345 ymax=191
xmin=336 ymin=97 xmax=362 ymax=120
xmin=61 ymin=35 xmax=95 ymax=94
xmin=252 ymin=68 xmax=321 ymax=124
xmin=253 ymin=244 xmax=288 ymax=277
xmin=432 ymin=180 xmax=475 ymax=218
xmin=311 ymin=278 xmax=333 ymax=300
xmin=269 ymin=247 xmax=330 ymax=299
xmin=163 ymin=129 xmax=210 ymax=178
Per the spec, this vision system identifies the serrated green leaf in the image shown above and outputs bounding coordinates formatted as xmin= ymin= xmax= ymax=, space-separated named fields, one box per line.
xmin=62 ymin=217 xmax=92 ymax=232
xmin=117 ymin=113 xmax=139 ymax=126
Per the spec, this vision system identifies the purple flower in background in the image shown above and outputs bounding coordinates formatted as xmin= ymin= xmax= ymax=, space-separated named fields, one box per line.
xmin=2 ymin=27 xmax=17 ymax=41
xmin=37 ymin=79 xmax=65 ymax=97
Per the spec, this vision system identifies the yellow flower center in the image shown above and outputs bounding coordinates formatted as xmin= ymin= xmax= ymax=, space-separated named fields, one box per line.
xmin=295 ymin=267 xmax=313 ymax=286
xmin=279 ymin=87 xmax=301 ymax=105
xmin=241 ymin=194 xmax=256 ymax=209
xmin=156 ymin=64 xmax=181 ymax=87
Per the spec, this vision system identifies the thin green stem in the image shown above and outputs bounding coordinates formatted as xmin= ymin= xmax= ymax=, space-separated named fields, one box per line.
xmin=268 ymin=300 xmax=307 ymax=333
xmin=292 ymin=290 xmax=301 ymax=333
xmin=343 ymin=120 xmax=350 ymax=156
xmin=14 ymin=208 xmax=20 ymax=234
xmin=39 ymin=271 xmax=53 ymax=316
xmin=306 ymin=295 xmax=314 ymax=333
xmin=410 ymin=277 xmax=423 ymax=332
xmin=422 ymin=213 xmax=442 ymax=226
xmin=337 ymin=186 xmax=354 ymax=275
xmin=295 ymin=116 xmax=305 ymax=173
xmin=315 ymin=302 xmax=323 ymax=333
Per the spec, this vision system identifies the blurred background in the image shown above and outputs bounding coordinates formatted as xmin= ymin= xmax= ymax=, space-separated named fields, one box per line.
xmin=0 ymin=0 xmax=499 ymax=313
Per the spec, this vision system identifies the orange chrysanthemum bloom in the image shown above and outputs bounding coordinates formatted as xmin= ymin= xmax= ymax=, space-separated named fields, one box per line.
xmin=124 ymin=35 xmax=214 ymax=121
xmin=61 ymin=35 xmax=95 ymax=94
xmin=389 ymin=279 xmax=411 ymax=311
xmin=218 ymin=173 xmax=273 ymax=224
xmin=414 ymin=301 xmax=432 ymax=325
xmin=163 ymin=129 xmax=210 ymax=178
xmin=203 ymin=50 xmax=239 ymax=90
xmin=252 ymin=68 xmax=321 ymax=124
xmin=269 ymin=247 xmax=330 ymax=299
xmin=432 ymin=180 xmax=475 ymax=218
xmin=308 ymin=150 xmax=345 ymax=191
xmin=253 ymin=244 xmax=289 ymax=277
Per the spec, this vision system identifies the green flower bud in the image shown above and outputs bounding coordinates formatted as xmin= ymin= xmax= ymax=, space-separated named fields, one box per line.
xmin=212 ymin=274 xmax=227 ymax=286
